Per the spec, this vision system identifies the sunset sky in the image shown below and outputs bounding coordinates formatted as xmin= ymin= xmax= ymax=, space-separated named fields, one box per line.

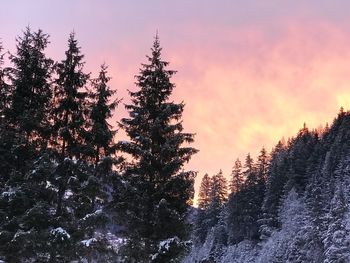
xmin=2 ymin=1 xmax=350 ymax=200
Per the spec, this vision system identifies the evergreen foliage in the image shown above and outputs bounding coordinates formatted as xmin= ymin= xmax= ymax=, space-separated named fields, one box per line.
xmin=198 ymin=173 xmax=212 ymax=210
xmin=194 ymin=174 xmax=213 ymax=243
xmin=89 ymin=64 xmax=120 ymax=164
xmin=116 ymin=35 xmax=197 ymax=262
xmin=0 ymin=29 xmax=120 ymax=262
xmin=229 ymin=158 xmax=243 ymax=194
xmin=7 ymin=27 xmax=54 ymax=146
xmin=53 ymin=32 xmax=90 ymax=161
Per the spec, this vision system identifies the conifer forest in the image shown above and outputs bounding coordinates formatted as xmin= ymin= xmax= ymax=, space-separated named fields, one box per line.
xmin=2 ymin=4 xmax=350 ymax=263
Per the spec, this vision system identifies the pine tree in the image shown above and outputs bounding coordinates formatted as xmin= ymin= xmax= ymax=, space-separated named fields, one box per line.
xmin=225 ymin=155 xmax=255 ymax=245
xmin=248 ymin=148 xmax=269 ymax=241
xmin=116 ymin=35 xmax=197 ymax=262
xmin=53 ymin=32 xmax=90 ymax=161
xmin=79 ymin=64 xmax=121 ymax=261
xmin=48 ymin=33 xmax=108 ymax=261
xmin=225 ymin=188 xmax=245 ymax=244
xmin=53 ymin=32 xmax=90 ymax=215
xmin=89 ymin=64 xmax=120 ymax=164
xmin=243 ymin=153 xmax=255 ymax=187
xmin=194 ymin=171 xmax=227 ymax=245
xmin=194 ymin=174 xmax=212 ymax=244
xmin=197 ymin=174 xmax=212 ymax=210
xmin=285 ymin=124 xmax=318 ymax=192
xmin=207 ymin=170 xmax=228 ymax=229
xmin=238 ymin=152 xmax=266 ymax=240
xmin=210 ymin=170 xmax=228 ymax=205
xmin=7 ymin=27 xmax=53 ymax=146
xmin=259 ymin=141 xmax=288 ymax=240
xmin=229 ymin=158 xmax=243 ymax=194
xmin=0 ymin=31 xmax=56 ymax=262
xmin=256 ymin=147 xmax=269 ymax=183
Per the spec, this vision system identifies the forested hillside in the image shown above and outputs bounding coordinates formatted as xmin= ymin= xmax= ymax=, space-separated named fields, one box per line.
xmin=186 ymin=110 xmax=350 ymax=262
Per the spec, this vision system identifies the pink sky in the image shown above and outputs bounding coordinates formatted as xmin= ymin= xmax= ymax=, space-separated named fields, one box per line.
xmin=2 ymin=1 xmax=350 ymax=201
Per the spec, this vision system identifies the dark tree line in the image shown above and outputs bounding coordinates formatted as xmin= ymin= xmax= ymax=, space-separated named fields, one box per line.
xmin=189 ymin=109 xmax=350 ymax=262
xmin=0 ymin=28 xmax=197 ymax=263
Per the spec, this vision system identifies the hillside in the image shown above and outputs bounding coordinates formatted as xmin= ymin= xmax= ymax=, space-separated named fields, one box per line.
xmin=185 ymin=109 xmax=350 ymax=263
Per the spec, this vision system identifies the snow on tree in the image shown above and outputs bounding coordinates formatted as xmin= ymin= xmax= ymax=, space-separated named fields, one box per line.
xmin=323 ymin=181 xmax=350 ymax=263
xmin=116 ymin=34 xmax=197 ymax=262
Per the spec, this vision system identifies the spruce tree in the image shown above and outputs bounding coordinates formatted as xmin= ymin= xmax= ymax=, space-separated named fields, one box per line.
xmin=78 ymin=64 xmax=121 ymax=261
xmin=194 ymin=171 xmax=227 ymax=245
xmin=89 ymin=63 xmax=119 ymax=164
xmin=226 ymin=190 xmax=245 ymax=244
xmin=197 ymin=173 xmax=212 ymax=210
xmin=53 ymin=32 xmax=90 ymax=161
xmin=241 ymin=154 xmax=260 ymax=240
xmin=225 ymin=156 xmax=254 ymax=245
xmin=229 ymin=158 xmax=243 ymax=194
xmin=49 ymin=33 xmax=108 ymax=261
xmin=259 ymin=141 xmax=288 ymax=240
xmin=243 ymin=153 xmax=255 ymax=187
xmin=117 ymin=35 xmax=198 ymax=262
xmin=210 ymin=170 xmax=228 ymax=205
xmin=227 ymin=154 xmax=267 ymax=243
xmin=194 ymin=174 xmax=212 ymax=243
xmin=207 ymin=170 xmax=228 ymax=229
xmin=285 ymin=124 xmax=318 ymax=192
xmin=7 ymin=27 xmax=53 ymax=146
xmin=0 ymin=30 xmax=57 ymax=262
xmin=52 ymin=31 xmax=90 ymax=215
xmin=256 ymin=147 xmax=269 ymax=183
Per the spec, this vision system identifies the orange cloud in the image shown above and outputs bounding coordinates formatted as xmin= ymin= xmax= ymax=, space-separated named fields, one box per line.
xmin=160 ymin=20 xmax=350 ymax=203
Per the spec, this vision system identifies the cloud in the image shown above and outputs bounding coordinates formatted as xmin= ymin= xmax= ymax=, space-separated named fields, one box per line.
xmin=158 ymin=20 xmax=350 ymax=202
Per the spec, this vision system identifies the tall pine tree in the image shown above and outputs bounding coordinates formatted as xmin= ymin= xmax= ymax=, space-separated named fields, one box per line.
xmin=194 ymin=171 xmax=227 ymax=245
xmin=7 ymin=27 xmax=53 ymax=147
xmin=117 ymin=35 xmax=198 ymax=262
xmin=194 ymin=174 xmax=212 ymax=243
xmin=229 ymin=158 xmax=243 ymax=194
xmin=89 ymin=63 xmax=120 ymax=165
xmin=259 ymin=141 xmax=288 ymax=240
xmin=197 ymin=174 xmax=212 ymax=210
xmin=53 ymin=32 xmax=90 ymax=161
xmin=0 ymin=29 xmax=57 ymax=262
xmin=206 ymin=170 xmax=228 ymax=230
